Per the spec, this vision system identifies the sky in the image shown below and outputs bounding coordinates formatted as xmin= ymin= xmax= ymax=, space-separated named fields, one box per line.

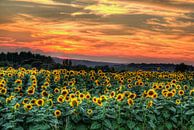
xmin=0 ymin=0 xmax=194 ymax=64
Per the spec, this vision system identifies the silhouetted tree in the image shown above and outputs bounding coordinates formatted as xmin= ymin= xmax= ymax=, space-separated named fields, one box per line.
xmin=175 ymin=63 xmax=189 ymax=72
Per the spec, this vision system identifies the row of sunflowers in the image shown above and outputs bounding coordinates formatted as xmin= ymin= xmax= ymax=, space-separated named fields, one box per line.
xmin=0 ymin=67 xmax=194 ymax=130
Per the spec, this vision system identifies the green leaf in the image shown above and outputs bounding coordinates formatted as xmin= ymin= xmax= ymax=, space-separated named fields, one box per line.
xmin=185 ymin=109 xmax=194 ymax=115
xmin=168 ymin=106 xmax=176 ymax=113
xmin=6 ymin=113 xmax=14 ymax=120
xmin=135 ymin=115 xmax=143 ymax=122
xmin=165 ymin=122 xmax=172 ymax=130
xmin=118 ymin=127 xmax=126 ymax=130
xmin=106 ymin=114 xmax=116 ymax=119
xmin=65 ymin=116 xmax=74 ymax=130
xmin=104 ymin=119 xmax=113 ymax=129
xmin=2 ymin=122 xmax=15 ymax=130
xmin=13 ymin=126 xmax=24 ymax=130
xmin=92 ymin=113 xmax=104 ymax=120
xmin=163 ymin=112 xmax=170 ymax=118
xmin=65 ymin=110 xmax=74 ymax=116
xmin=148 ymin=121 xmax=156 ymax=129
xmin=76 ymin=124 xmax=88 ymax=130
xmin=134 ymin=126 xmax=141 ymax=130
xmin=147 ymin=114 xmax=156 ymax=121
xmin=71 ymin=114 xmax=81 ymax=123
xmin=127 ymin=121 xmax=136 ymax=129
xmin=191 ymin=116 xmax=194 ymax=125
xmin=171 ymin=116 xmax=177 ymax=123
xmin=153 ymin=109 xmax=160 ymax=115
xmin=158 ymin=125 xmax=164 ymax=130
xmin=91 ymin=121 xmax=101 ymax=130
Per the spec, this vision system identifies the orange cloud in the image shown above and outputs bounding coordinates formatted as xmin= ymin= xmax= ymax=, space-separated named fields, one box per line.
xmin=0 ymin=0 xmax=194 ymax=64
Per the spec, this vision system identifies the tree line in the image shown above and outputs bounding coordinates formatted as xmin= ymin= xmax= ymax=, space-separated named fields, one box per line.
xmin=0 ymin=51 xmax=193 ymax=72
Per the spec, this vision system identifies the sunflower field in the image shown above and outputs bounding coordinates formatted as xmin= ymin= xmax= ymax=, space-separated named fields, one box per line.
xmin=0 ymin=67 xmax=194 ymax=130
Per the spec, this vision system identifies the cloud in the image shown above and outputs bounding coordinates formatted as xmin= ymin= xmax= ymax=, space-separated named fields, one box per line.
xmin=0 ymin=0 xmax=194 ymax=64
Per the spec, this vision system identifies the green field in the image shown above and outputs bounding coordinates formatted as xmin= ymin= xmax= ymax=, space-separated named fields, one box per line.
xmin=0 ymin=67 xmax=194 ymax=130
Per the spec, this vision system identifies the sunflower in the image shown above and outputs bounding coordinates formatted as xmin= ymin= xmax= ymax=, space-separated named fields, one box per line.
xmin=104 ymin=89 xmax=108 ymax=94
xmin=92 ymin=97 xmax=97 ymax=103
xmin=176 ymin=85 xmax=181 ymax=90
xmin=165 ymin=85 xmax=171 ymax=90
xmin=41 ymin=90 xmax=48 ymax=97
xmin=95 ymin=80 xmax=99 ymax=86
xmin=123 ymin=91 xmax=130 ymax=97
xmin=166 ymin=92 xmax=175 ymax=98
xmin=57 ymin=95 xmax=64 ymax=103
xmin=0 ymin=83 xmax=4 ymax=88
xmin=87 ymin=109 xmax=93 ymax=115
xmin=171 ymin=79 xmax=176 ymax=84
xmin=128 ymin=79 xmax=132 ymax=83
xmin=127 ymin=98 xmax=134 ymax=106
xmin=47 ymin=99 xmax=53 ymax=107
xmin=6 ymin=98 xmax=11 ymax=104
xmin=8 ymin=73 xmax=12 ymax=77
xmin=72 ymin=87 xmax=76 ymax=92
xmin=18 ymin=86 xmax=22 ymax=90
xmin=30 ymin=99 xmax=36 ymax=105
xmin=147 ymin=89 xmax=155 ymax=98
xmin=110 ymin=91 xmax=115 ymax=98
xmin=27 ymin=89 xmax=35 ymax=95
xmin=44 ymin=82 xmax=50 ymax=86
xmin=162 ymin=89 xmax=168 ymax=97
xmin=175 ymin=99 xmax=181 ymax=105
xmin=96 ymin=98 xmax=103 ymax=106
xmin=70 ymin=98 xmax=79 ymax=107
xmin=54 ymin=110 xmax=62 ymax=117
xmin=75 ymin=91 xmax=80 ymax=96
xmin=36 ymin=99 xmax=44 ymax=106
xmin=79 ymin=93 xmax=85 ymax=100
xmin=90 ymin=76 xmax=95 ymax=81
xmin=190 ymin=89 xmax=194 ymax=96
xmin=14 ymin=103 xmax=20 ymax=109
xmin=24 ymin=104 xmax=32 ymax=111
xmin=0 ymin=87 xmax=7 ymax=95
xmin=65 ymin=96 xmax=70 ymax=102
xmin=100 ymin=95 xmax=107 ymax=101
xmin=116 ymin=93 xmax=124 ymax=102
xmin=15 ymin=87 xmax=20 ymax=92
xmin=147 ymin=100 xmax=153 ymax=108
xmin=128 ymin=84 xmax=132 ymax=88
xmin=152 ymin=93 xmax=158 ymax=99
xmin=61 ymin=89 xmax=69 ymax=96
xmin=129 ymin=93 xmax=137 ymax=99
xmin=139 ymin=81 xmax=144 ymax=86
xmin=68 ymin=81 xmax=74 ymax=86
xmin=54 ymin=88 xmax=60 ymax=93
xmin=69 ymin=94 xmax=76 ymax=99
xmin=41 ymin=85 xmax=47 ymax=90
xmin=22 ymin=98 xmax=29 ymax=105
xmin=142 ymin=90 xmax=147 ymax=97
xmin=178 ymin=90 xmax=184 ymax=96
xmin=15 ymin=79 xmax=22 ymax=84
xmin=171 ymin=89 xmax=176 ymax=94
xmin=158 ymin=85 xmax=163 ymax=90
xmin=183 ymin=85 xmax=189 ymax=90
xmin=85 ymin=93 xmax=91 ymax=99
xmin=20 ymin=92 xmax=23 ymax=97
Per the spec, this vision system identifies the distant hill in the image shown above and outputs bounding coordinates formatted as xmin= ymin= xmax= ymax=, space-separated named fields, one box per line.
xmin=53 ymin=57 xmax=194 ymax=72
xmin=53 ymin=57 xmax=120 ymax=67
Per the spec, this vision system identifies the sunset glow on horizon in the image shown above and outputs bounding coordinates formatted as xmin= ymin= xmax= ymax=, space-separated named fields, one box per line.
xmin=0 ymin=0 xmax=194 ymax=64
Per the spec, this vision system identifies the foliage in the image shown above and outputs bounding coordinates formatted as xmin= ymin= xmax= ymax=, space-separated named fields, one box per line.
xmin=0 ymin=67 xmax=194 ymax=130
